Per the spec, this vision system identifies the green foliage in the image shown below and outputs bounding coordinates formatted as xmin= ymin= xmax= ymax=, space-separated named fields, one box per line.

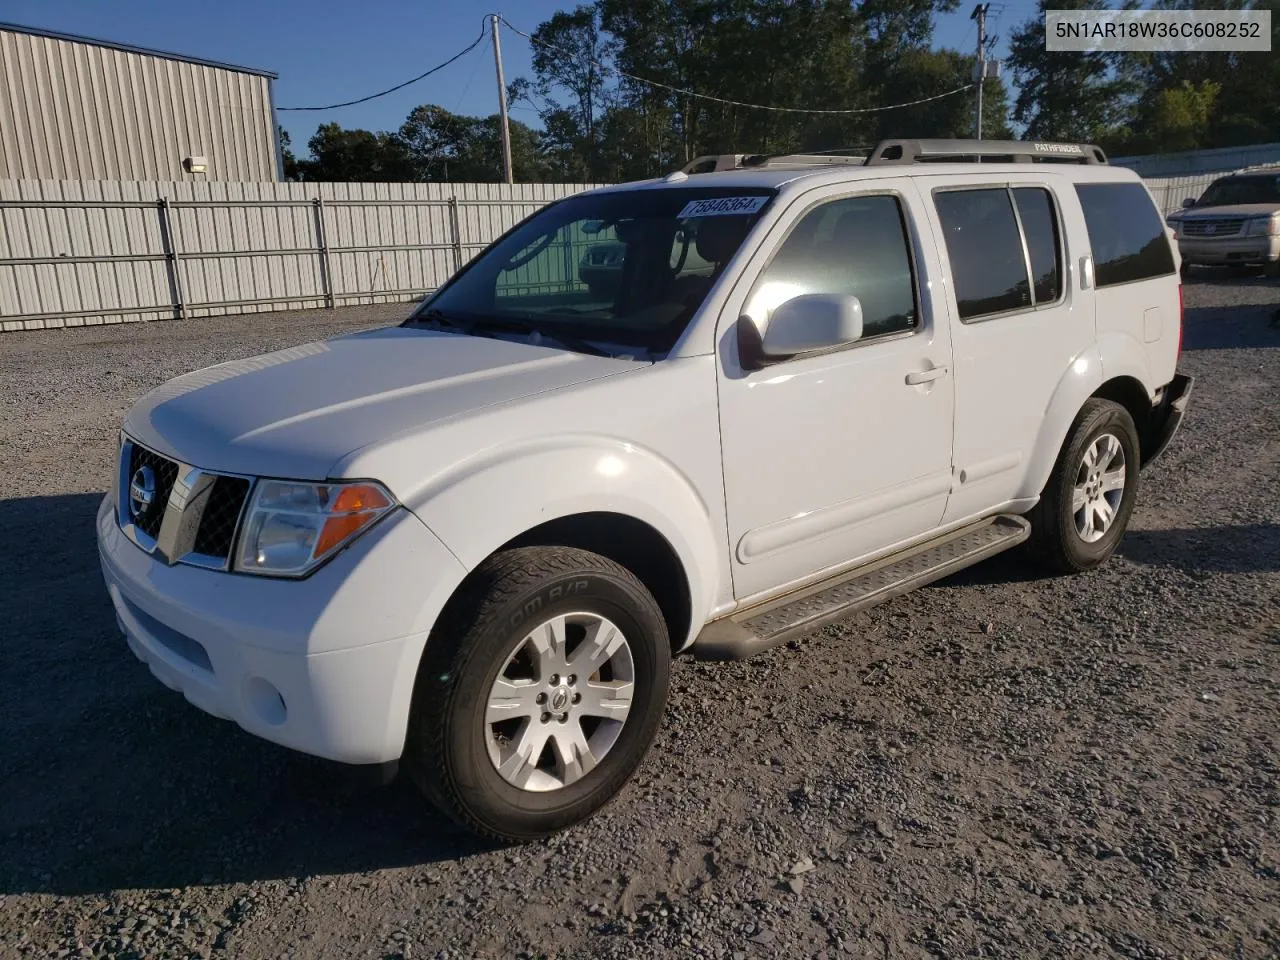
xmin=1007 ymin=0 xmax=1132 ymax=143
xmin=292 ymin=124 xmax=415 ymax=182
xmin=288 ymin=0 xmax=1279 ymax=182
xmin=1009 ymin=0 xmax=1278 ymax=156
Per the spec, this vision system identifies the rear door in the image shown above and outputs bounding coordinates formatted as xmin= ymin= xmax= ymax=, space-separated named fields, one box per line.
xmin=919 ymin=174 xmax=1096 ymax=523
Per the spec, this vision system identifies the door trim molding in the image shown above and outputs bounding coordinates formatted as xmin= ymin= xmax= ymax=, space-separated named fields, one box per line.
xmin=736 ymin=471 xmax=952 ymax=564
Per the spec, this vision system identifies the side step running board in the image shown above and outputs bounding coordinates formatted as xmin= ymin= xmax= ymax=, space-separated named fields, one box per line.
xmin=691 ymin=515 xmax=1030 ymax=661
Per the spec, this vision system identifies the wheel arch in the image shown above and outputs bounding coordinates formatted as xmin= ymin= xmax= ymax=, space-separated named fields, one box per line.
xmin=1021 ymin=338 xmax=1162 ymax=500
xmin=404 ymin=436 xmax=722 ymax=653
xmin=499 ymin=512 xmax=693 ymax=656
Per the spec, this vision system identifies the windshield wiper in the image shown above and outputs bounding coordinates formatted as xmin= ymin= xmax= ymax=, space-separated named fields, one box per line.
xmin=409 ymin=308 xmax=620 ymax=359
xmin=469 ymin=316 xmax=617 ymax=358
xmin=406 ymin=307 xmax=475 ymax=333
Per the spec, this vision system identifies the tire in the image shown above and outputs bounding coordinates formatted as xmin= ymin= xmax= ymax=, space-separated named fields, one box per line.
xmin=1028 ymin=399 xmax=1141 ymax=575
xmin=405 ymin=545 xmax=671 ymax=842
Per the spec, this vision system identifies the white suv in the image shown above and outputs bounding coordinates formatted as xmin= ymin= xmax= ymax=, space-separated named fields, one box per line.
xmin=98 ymin=139 xmax=1192 ymax=841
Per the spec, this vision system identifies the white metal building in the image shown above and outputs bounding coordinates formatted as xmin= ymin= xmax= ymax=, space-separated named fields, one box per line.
xmin=0 ymin=22 xmax=281 ymax=182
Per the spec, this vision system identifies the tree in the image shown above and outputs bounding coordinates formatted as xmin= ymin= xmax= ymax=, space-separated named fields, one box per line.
xmin=1006 ymin=0 xmax=1132 ymax=143
xmin=293 ymin=124 xmax=415 ymax=182
xmin=278 ymin=127 xmax=303 ymax=180
xmin=524 ymin=5 xmax=614 ymax=178
xmin=397 ymin=105 xmax=553 ymax=182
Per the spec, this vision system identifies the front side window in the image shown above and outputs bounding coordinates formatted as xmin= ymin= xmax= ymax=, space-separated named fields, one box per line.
xmin=409 ymin=187 xmax=774 ymax=356
xmin=745 ymin=194 xmax=918 ymax=339
xmin=933 ymin=188 xmax=1031 ymax=321
xmin=1075 ymin=182 xmax=1176 ymax=287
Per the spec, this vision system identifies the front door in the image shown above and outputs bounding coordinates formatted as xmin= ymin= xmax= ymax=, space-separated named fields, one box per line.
xmin=717 ymin=181 xmax=955 ymax=602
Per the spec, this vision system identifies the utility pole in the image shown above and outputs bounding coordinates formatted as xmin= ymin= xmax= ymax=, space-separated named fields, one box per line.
xmin=491 ymin=14 xmax=514 ymax=184
xmin=971 ymin=3 xmax=990 ymax=141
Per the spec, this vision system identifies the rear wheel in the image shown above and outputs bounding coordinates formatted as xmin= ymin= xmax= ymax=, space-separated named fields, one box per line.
xmin=1028 ymin=399 xmax=1140 ymax=574
xmin=405 ymin=546 xmax=670 ymax=842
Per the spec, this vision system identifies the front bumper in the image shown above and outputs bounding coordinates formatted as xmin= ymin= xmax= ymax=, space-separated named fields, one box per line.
xmin=1177 ymin=235 xmax=1280 ymax=266
xmin=1141 ymin=373 xmax=1194 ymax=469
xmin=97 ymin=495 xmax=466 ymax=764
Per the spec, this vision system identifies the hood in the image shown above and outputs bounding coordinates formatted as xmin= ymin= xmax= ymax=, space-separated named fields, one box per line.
xmin=1170 ymin=203 xmax=1280 ymax=220
xmin=124 ymin=327 xmax=643 ymax=480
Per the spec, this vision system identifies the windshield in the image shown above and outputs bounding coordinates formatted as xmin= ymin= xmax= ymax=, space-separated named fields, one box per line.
xmin=1196 ymin=174 xmax=1280 ymax=207
xmin=407 ymin=187 xmax=775 ymax=356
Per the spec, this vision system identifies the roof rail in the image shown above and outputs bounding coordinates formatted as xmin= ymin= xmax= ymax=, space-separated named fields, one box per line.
xmin=679 ymin=152 xmax=868 ymax=175
xmin=865 ymin=139 xmax=1108 ymax=166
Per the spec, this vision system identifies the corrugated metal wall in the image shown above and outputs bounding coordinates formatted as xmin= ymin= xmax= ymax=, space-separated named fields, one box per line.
xmin=0 ymin=179 xmax=603 ymax=332
xmin=0 ymin=28 xmax=277 ymax=182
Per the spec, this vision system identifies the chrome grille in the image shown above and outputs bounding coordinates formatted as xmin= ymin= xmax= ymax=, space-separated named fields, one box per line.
xmin=1180 ymin=218 xmax=1246 ymax=238
xmin=126 ymin=445 xmax=179 ymax=539
xmin=191 ymin=476 xmax=251 ymax=559
xmin=117 ymin=437 xmax=253 ymax=569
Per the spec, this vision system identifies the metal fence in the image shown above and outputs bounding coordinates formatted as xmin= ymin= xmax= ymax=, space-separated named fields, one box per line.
xmin=0 ymin=179 xmax=603 ymax=332
xmin=4 ymin=165 xmax=1274 ymax=333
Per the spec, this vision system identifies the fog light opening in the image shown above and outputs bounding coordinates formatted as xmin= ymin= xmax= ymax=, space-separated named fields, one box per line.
xmin=245 ymin=677 xmax=287 ymax=726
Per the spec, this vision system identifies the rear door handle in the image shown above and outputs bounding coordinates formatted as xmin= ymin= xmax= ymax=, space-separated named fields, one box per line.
xmin=905 ymin=365 xmax=948 ymax=385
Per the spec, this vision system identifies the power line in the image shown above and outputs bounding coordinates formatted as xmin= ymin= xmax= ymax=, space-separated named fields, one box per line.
xmin=278 ymin=21 xmax=489 ymax=111
xmin=499 ymin=15 xmax=975 ymax=116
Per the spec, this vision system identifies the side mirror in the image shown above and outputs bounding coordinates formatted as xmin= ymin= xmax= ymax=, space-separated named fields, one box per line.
xmin=761 ymin=294 xmax=864 ymax=357
xmin=1182 ymin=197 xmax=1197 ymax=208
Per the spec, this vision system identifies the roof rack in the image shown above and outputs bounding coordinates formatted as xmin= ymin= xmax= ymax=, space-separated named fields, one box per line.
xmin=865 ymin=139 xmax=1109 ymax=166
xmin=679 ymin=152 xmax=868 ymax=175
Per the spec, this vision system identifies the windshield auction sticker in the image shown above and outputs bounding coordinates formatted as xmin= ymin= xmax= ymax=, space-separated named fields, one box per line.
xmin=1046 ymin=9 xmax=1270 ymax=52
xmin=678 ymin=196 xmax=770 ymax=218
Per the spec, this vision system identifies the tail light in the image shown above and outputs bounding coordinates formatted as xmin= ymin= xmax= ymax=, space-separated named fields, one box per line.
xmin=1176 ymin=282 xmax=1184 ymax=361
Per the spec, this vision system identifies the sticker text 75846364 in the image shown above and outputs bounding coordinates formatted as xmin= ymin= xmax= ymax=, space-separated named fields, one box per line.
xmin=677 ymin=196 xmax=770 ymax=219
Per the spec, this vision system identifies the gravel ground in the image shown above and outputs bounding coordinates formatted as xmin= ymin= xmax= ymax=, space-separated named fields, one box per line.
xmin=0 ymin=278 xmax=1277 ymax=960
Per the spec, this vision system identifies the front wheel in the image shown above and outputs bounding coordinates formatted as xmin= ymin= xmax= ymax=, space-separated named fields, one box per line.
xmin=1028 ymin=399 xmax=1140 ymax=574
xmin=405 ymin=546 xmax=671 ymax=842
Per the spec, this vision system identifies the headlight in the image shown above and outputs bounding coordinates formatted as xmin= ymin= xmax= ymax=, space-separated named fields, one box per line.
xmin=235 ymin=479 xmax=396 ymax=577
xmin=1244 ymin=216 xmax=1280 ymax=237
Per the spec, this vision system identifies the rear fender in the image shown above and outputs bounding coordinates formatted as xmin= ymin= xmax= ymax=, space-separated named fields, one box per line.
xmin=1018 ymin=344 xmax=1105 ymax=500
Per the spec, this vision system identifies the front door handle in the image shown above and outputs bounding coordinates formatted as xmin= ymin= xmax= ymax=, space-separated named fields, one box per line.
xmin=905 ymin=365 xmax=949 ymax=385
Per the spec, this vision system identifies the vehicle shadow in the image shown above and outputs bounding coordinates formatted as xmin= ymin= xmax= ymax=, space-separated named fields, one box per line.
xmin=0 ymin=493 xmax=494 ymax=898
xmin=1181 ymin=278 xmax=1280 ymax=351
xmin=1119 ymin=523 xmax=1280 ymax=574
xmin=903 ymin=521 xmax=1278 ymax=592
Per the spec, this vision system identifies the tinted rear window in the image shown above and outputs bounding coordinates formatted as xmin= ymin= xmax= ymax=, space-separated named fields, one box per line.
xmin=933 ymin=188 xmax=1031 ymax=320
xmin=1013 ymin=188 xmax=1062 ymax=303
xmin=1075 ymin=183 xmax=1176 ymax=287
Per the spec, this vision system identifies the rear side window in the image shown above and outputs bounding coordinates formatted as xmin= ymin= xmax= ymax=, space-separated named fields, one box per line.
xmin=933 ymin=188 xmax=1030 ymax=320
xmin=1075 ymin=182 xmax=1176 ymax=287
xmin=1013 ymin=188 xmax=1062 ymax=303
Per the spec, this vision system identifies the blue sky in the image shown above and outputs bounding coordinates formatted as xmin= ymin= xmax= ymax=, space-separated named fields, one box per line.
xmin=5 ymin=0 xmax=1034 ymax=153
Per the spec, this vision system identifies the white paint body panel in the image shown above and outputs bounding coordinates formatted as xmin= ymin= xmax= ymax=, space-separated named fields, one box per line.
xmin=97 ymin=158 xmax=1186 ymax=767
xmin=715 ymin=178 xmax=956 ymax=600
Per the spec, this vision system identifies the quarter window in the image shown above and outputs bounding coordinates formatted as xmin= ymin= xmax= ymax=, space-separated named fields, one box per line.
xmin=1013 ymin=188 xmax=1062 ymax=304
xmin=1075 ymin=182 xmax=1176 ymax=287
xmin=933 ymin=188 xmax=1031 ymax=320
xmin=746 ymin=194 xmax=917 ymax=339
